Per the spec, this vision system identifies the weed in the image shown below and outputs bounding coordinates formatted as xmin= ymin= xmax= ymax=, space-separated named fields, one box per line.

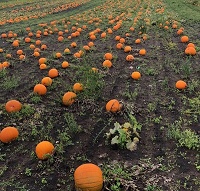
xmin=167 ymin=120 xmax=200 ymax=150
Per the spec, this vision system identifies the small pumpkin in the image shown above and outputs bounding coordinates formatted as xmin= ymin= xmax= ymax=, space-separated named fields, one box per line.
xmin=175 ymin=80 xmax=187 ymax=90
xmin=126 ymin=55 xmax=134 ymax=61
xmin=0 ymin=126 xmax=19 ymax=143
xmin=62 ymin=61 xmax=69 ymax=68
xmin=41 ymin=77 xmax=52 ymax=86
xmin=131 ymin=71 xmax=141 ymax=80
xmin=124 ymin=46 xmax=132 ymax=53
xmin=74 ymin=163 xmax=103 ymax=191
xmin=103 ymin=60 xmax=112 ymax=68
xmin=73 ymin=83 xmax=83 ymax=92
xmin=181 ymin=36 xmax=189 ymax=43
xmin=139 ymin=49 xmax=146 ymax=55
xmin=35 ymin=141 xmax=54 ymax=160
xmin=48 ymin=68 xmax=59 ymax=78
xmin=33 ymin=84 xmax=47 ymax=95
xmin=5 ymin=100 xmax=22 ymax=113
xmin=104 ymin=53 xmax=113 ymax=60
xmin=62 ymin=91 xmax=77 ymax=106
xmin=106 ymin=99 xmax=121 ymax=112
xmin=38 ymin=57 xmax=47 ymax=65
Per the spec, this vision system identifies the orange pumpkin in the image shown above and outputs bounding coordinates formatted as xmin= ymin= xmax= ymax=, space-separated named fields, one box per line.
xmin=106 ymin=99 xmax=121 ymax=112
xmin=0 ymin=126 xmax=19 ymax=143
xmin=124 ymin=46 xmax=132 ymax=53
xmin=104 ymin=53 xmax=113 ymax=60
xmin=40 ymin=64 xmax=47 ymax=70
xmin=139 ymin=49 xmax=146 ymax=55
xmin=74 ymin=163 xmax=103 ymax=191
xmin=33 ymin=84 xmax=47 ymax=95
xmin=48 ymin=68 xmax=59 ymax=78
xmin=62 ymin=92 xmax=77 ymax=106
xmin=38 ymin=57 xmax=47 ymax=65
xmin=181 ymin=36 xmax=189 ymax=43
xmin=35 ymin=141 xmax=54 ymax=160
xmin=5 ymin=100 xmax=22 ymax=113
xmin=131 ymin=71 xmax=141 ymax=80
xmin=73 ymin=83 xmax=83 ymax=92
xmin=185 ymin=47 xmax=196 ymax=55
xmin=175 ymin=80 xmax=187 ymax=90
xmin=55 ymin=52 xmax=62 ymax=58
xmin=135 ymin=39 xmax=141 ymax=44
xmin=126 ymin=55 xmax=134 ymax=61
xmin=62 ymin=61 xmax=69 ymax=68
xmin=41 ymin=77 xmax=52 ymax=86
xmin=103 ymin=60 xmax=112 ymax=68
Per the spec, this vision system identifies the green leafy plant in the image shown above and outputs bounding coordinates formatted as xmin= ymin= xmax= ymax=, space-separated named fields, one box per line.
xmin=106 ymin=119 xmax=141 ymax=151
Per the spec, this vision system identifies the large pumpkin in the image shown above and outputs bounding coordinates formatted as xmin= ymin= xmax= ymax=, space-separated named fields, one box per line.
xmin=74 ymin=163 xmax=103 ymax=191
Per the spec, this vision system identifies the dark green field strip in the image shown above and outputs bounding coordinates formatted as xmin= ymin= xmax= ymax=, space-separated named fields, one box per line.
xmin=0 ymin=0 xmax=106 ymax=33
xmin=164 ymin=0 xmax=200 ymax=22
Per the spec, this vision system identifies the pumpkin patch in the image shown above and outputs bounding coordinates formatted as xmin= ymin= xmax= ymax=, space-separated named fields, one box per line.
xmin=0 ymin=0 xmax=199 ymax=190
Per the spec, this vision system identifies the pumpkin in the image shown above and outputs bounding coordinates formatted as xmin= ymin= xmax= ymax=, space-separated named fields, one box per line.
xmin=175 ymin=80 xmax=187 ymax=90
xmin=185 ymin=47 xmax=196 ymax=55
xmin=12 ymin=40 xmax=19 ymax=47
xmin=35 ymin=141 xmax=54 ymax=160
xmin=135 ymin=39 xmax=141 ymax=44
xmin=181 ymin=36 xmax=189 ymax=43
xmin=62 ymin=61 xmax=69 ymax=68
xmin=62 ymin=91 xmax=77 ymax=106
xmin=35 ymin=40 xmax=41 ymax=45
xmin=48 ymin=68 xmax=59 ymax=78
xmin=126 ymin=55 xmax=134 ymax=61
xmin=41 ymin=77 xmax=52 ymax=86
xmin=101 ymin=32 xmax=106 ymax=38
xmin=103 ymin=60 xmax=112 ymax=68
xmin=74 ymin=163 xmax=103 ymax=191
xmin=25 ymin=37 xmax=31 ymax=43
xmin=17 ymin=49 xmax=23 ymax=55
xmin=41 ymin=44 xmax=47 ymax=50
xmin=33 ymin=51 xmax=40 ymax=57
xmin=131 ymin=71 xmax=141 ymax=80
xmin=139 ymin=49 xmax=146 ymax=55
xmin=124 ymin=46 xmax=132 ymax=53
xmin=0 ymin=126 xmax=19 ymax=143
xmin=104 ymin=53 xmax=113 ymax=60
xmin=38 ymin=57 xmax=47 ymax=65
xmin=5 ymin=100 xmax=22 ymax=113
xmin=40 ymin=64 xmax=47 ymax=70
xmin=116 ymin=43 xmax=123 ymax=49
xmin=187 ymin=43 xmax=195 ymax=48
xmin=88 ymin=42 xmax=94 ymax=47
xmin=73 ymin=83 xmax=83 ymax=92
xmin=64 ymin=48 xmax=71 ymax=54
xmin=33 ymin=84 xmax=47 ymax=95
xmin=55 ymin=52 xmax=62 ymax=58
xmin=119 ymin=38 xmax=125 ymax=44
xmin=106 ymin=99 xmax=121 ymax=112
xmin=58 ymin=36 xmax=64 ymax=42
